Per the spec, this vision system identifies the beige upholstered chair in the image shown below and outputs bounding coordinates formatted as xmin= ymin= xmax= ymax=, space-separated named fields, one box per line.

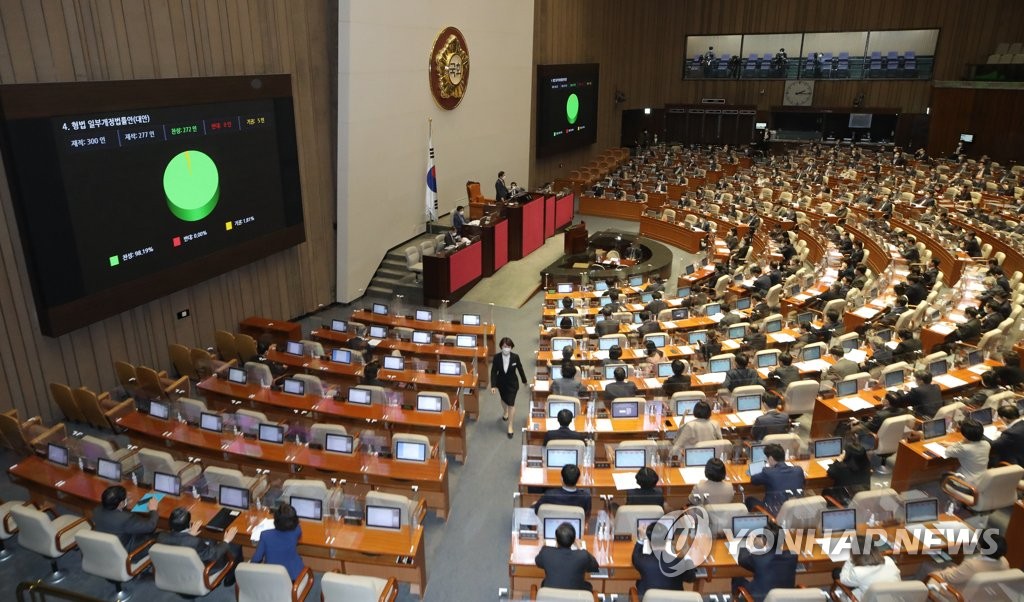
xmin=76 ymin=529 xmax=154 ymax=601
xmin=612 ymin=505 xmax=664 ymax=536
xmin=532 ymin=587 xmax=598 ymax=601
xmin=942 ymin=464 xmax=1024 ymax=513
xmin=149 ymin=542 xmax=233 ymax=597
xmin=78 ymin=435 xmax=141 ymax=474
xmin=365 ymin=490 xmax=422 ymax=528
xmin=235 ymin=562 xmax=313 ymax=602
xmin=281 ymin=478 xmax=329 ymax=506
xmin=320 ymin=572 xmax=398 ymax=602
xmin=137 ymin=448 xmax=201 ymax=487
xmin=9 ymin=504 xmax=90 ymax=583
xmin=0 ymin=498 xmax=28 ymax=562
xmin=202 ymin=466 xmax=269 ymax=500
xmin=629 ymin=590 xmax=703 ymax=602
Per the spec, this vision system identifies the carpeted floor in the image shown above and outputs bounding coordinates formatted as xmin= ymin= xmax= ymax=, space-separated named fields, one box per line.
xmin=459 ymin=233 xmax=567 ymax=309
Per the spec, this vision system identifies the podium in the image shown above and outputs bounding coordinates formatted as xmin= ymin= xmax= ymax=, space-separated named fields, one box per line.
xmin=563 ymin=223 xmax=588 ymax=255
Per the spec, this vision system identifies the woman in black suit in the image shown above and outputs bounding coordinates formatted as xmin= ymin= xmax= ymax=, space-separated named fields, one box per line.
xmin=490 ymin=336 xmax=527 ymax=438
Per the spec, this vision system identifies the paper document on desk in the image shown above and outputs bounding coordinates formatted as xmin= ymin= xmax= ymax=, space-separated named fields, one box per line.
xmin=844 ymin=349 xmax=868 ymax=364
xmin=885 ymin=341 xmax=899 ymax=350
xmin=771 ymin=333 xmax=796 ymax=343
xmin=932 ymin=521 xmax=974 ymax=542
xmin=596 ymin=419 xmax=614 ymax=432
xmin=792 ymin=293 xmax=812 ymax=302
xmin=984 ymin=425 xmax=1001 ymax=441
xmin=968 ymin=364 xmax=991 ymax=375
xmin=533 ymin=380 xmax=550 ymax=392
xmin=795 ymin=359 xmax=833 ymax=372
xmin=923 ymin=442 xmax=948 ymax=458
xmin=734 ymin=410 xmax=762 ymax=426
xmin=696 ymin=372 xmax=727 ymax=385
xmin=817 ymin=459 xmax=835 ymax=472
xmin=932 ymin=374 xmax=968 ymax=389
xmin=593 ymin=350 xmax=610 ymax=360
xmin=633 ymin=348 xmax=646 ymax=357
xmin=677 ymin=345 xmax=694 ymax=355
xmin=250 ymin=518 xmax=276 ymax=543
xmin=839 ymin=397 xmax=875 ymax=411
xmin=644 ymin=378 xmax=663 ymax=389
xmin=707 ymin=314 xmax=725 ymax=323
xmin=612 ymin=472 xmax=642 ymax=491
xmin=853 ymin=306 xmax=880 ymax=318
xmin=815 ymin=536 xmax=854 ymax=562
xmin=585 ymin=326 xmax=596 ymax=335
xmin=679 ymin=466 xmax=708 ymax=484
xmin=367 ymin=338 xmax=383 ymax=347
xmin=929 ymin=322 xmax=958 ymax=335
xmin=662 ymin=321 xmax=677 ymax=330
xmin=545 ymin=418 xmax=562 ymax=431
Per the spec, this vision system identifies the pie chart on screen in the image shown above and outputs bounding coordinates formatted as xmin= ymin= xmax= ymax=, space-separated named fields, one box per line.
xmin=164 ymin=150 xmax=220 ymax=222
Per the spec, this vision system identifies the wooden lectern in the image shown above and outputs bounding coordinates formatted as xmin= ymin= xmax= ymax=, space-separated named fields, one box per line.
xmin=563 ymin=222 xmax=588 ymax=255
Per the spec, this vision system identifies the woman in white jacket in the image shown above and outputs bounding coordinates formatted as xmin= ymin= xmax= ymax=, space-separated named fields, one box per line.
xmin=838 ymin=536 xmax=901 ymax=599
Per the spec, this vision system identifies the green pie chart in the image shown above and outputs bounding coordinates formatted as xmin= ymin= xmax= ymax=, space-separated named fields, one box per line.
xmin=163 ymin=150 xmax=220 ymax=222
xmin=566 ymin=93 xmax=580 ymax=125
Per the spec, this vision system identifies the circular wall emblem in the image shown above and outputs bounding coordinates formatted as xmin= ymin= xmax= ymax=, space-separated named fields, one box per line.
xmin=429 ymin=27 xmax=470 ymax=110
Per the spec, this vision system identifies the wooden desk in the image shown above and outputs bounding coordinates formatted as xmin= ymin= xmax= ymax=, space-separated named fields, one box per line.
xmin=639 ymin=215 xmax=707 ymax=253
xmin=351 ymin=310 xmax=495 ymax=340
xmin=264 ymin=348 xmax=480 ymax=419
xmin=116 ymin=411 xmax=451 ymax=518
xmin=8 ymin=456 xmax=428 ymax=593
xmin=464 ymin=215 xmax=509 ymax=277
xmin=579 ymin=196 xmax=645 ymax=221
xmin=239 ymin=316 xmax=301 ymax=346
xmin=423 ymin=239 xmax=483 ymax=307
xmin=518 ymin=458 xmax=831 ymax=510
xmin=508 ymin=518 xmax=962 ymax=598
xmin=197 ymin=376 xmax=468 ymax=462
xmin=311 ymin=327 xmax=489 ymax=387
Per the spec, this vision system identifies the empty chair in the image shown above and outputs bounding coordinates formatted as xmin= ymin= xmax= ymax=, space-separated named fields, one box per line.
xmin=191 ymin=347 xmax=232 ymax=381
xmin=48 ymin=382 xmax=86 ymax=424
xmin=135 ymin=365 xmax=189 ymax=402
xmin=533 ymin=587 xmax=598 ymax=601
xmin=352 ymin=385 xmax=388 ymax=405
xmin=771 ymin=495 xmax=826 ymax=530
xmin=168 ymin=343 xmax=198 ymax=381
xmin=292 ymin=374 xmax=324 ymax=397
xmin=942 ymin=464 xmax=1024 ymax=513
xmin=309 ymin=423 xmax=349 ymax=448
xmin=600 ymin=333 xmax=627 ymax=349
xmin=76 ymin=529 xmax=153 ymax=601
xmin=631 ymin=589 xmax=702 ymax=601
xmin=419 ymin=239 xmax=434 ymax=259
xmin=72 ymin=387 xmax=133 ymax=431
xmin=114 ymin=361 xmax=140 ymax=398
xmin=404 ymin=246 xmax=423 ymax=281
xmin=851 ymin=581 xmax=928 ymax=602
xmin=782 ymin=380 xmax=819 ymax=417
xmin=214 ymin=330 xmax=239 ymax=362
xmin=9 ymin=504 xmax=90 ymax=583
xmin=927 ymin=568 xmax=1024 ymax=602
xmin=756 ymin=590 xmax=824 ymax=601
xmin=0 ymin=498 xmax=26 ymax=562
xmin=280 ymin=479 xmax=329 ymax=506
xmin=365 ymin=490 xmax=421 ymax=527
xmin=872 ymin=415 xmax=917 ymax=473
xmin=202 ymin=466 xmax=268 ymax=500
xmin=137 ymin=448 xmax=202 ymax=487
xmin=79 ymin=435 xmax=141 ymax=474
xmin=613 ymin=505 xmax=664 ymax=536
xmin=705 ymin=503 xmax=747 ymax=536
xmin=392 ymin=433 xmax=431 ymax=461
xmin=176 ymin=397 xmax=208 ymax=424
xmin=299 ymin=339 xmax=324 ymax=357
xmin=320 ymin=572 xmax=398 ymax=602
xmin=148 ymin=542 xmax=233 ymax=597
xmin=0 ymin=410 xmax=67 ymax=457
xmin=236 ymin=334 xmax=259 ymax=363
xmin=234 ymin=409 xmax=269 ymax=435
xmin=235 ymin=562 xmax=313 ymax=602
xmin=245 ymin=361 xmax=274 ymax=387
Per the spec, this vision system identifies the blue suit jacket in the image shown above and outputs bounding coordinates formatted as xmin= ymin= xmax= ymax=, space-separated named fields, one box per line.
xmin=737 ymin=546 xmax=798 ymax=601
xmin=750 ymin=463 xmax=805 ymax=508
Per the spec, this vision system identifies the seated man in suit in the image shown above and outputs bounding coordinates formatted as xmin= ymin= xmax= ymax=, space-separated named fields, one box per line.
xmin=891 ymin=329 xmax=922 ymax=361
xmin=865 ymin=392 xmax=911 ymax=433
xmin=644 ymin=275 xmax=664 ymax=294
xmin=632 ymin=520 xmax=695 ymax=598
xmin=604 ymin=366 xmax=639 ymax=401
xmin=662 ymin=359 xmax=691 ymax=397
xmin=626 ymin=467 xmax=664 ymax=507
xmin=892 ymin=371 xmax=943 ymax=419
xmin=877 ymin=296 xmax=910 ymax=326
xmin=731 ymin=522 xmax=798 ymax=602
xmin=92 ymin=485 xmax=160 ymax=552
xmin=452 ymin=205 xmax=466 ymax=234
xmin=637 ymin=311 xmax=662 ymax=336
xmin=595 ymin=305 xmax=621 ymax=336
xmin=535 ymin=522 xmax=599 ymax=591
xmin=544 ymin=409 xmax=587 ymax=446
xmin=751 ymin=394 xmax=790 ymax=441
xmin=533 ymin=464 xmax=592 ymax=518
xmin=156 ymin=507 xmax=242 ymax=587
xmin=766 ymin=353 xmax=800 ymax=390
xmin=746 ymin=266 xmax=772 ymax=293
xmin=551 ymin=363 xmax=586 ymax=398
xmin=825 ymin=346 xmax=860 ymax=382
xmin=745 ymin=443 xmax=805 ymax=512
xmin=723 ymin=354 xmax=763 ymax=391
xmin=990 ymin=405 xmax=1024 ymax=466
xmin=644 ymin=291 xmax=668 ymax=316
xmin=443 ymin=225 xmax=463 ymax=247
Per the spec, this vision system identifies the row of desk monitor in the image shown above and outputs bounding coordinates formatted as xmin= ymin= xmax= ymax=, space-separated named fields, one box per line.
xmin=541 ymin=499 xmax=941 ymax=541
xmin=357 ymin=305 xmax=482 ymax=327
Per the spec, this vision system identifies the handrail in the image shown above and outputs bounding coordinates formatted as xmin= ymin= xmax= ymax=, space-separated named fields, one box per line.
xmin=17 ymin=581 xmax=106 ymax=602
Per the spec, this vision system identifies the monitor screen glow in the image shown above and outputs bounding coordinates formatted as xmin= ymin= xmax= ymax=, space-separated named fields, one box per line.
xmin=153 ymin=471 xmax=181 ymax=496
xmin=396 ymin=441 xmax=427 ymax=462
xmin=96 ymin=457 xmax=121 ymax=481
xmin=258 ymin=423 xmax=285 ymax=444
xmin=325 ymin=433 xmax=354 ymax=454
xmin=219 ymin=484 xmax=250 ymax=510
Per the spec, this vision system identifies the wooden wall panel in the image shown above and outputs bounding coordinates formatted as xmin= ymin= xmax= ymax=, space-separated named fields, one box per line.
xmin=532 ymin=0 xmax=1024 ymax=184
xmin=0 ymin=0 xmax=335 ymax=422
xmin=930 ymin=87 xmax=1024 ymax=162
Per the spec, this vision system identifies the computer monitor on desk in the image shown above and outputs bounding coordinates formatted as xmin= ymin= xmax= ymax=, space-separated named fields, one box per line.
xmin=372 ymin=303 xmax=389 ymax=316
xmin=797 ymin=312 xmax=815 ymax=326
xmin=325 ymin=433 xmax=354 ymax=454
xmin=366 ymin=505 xmax=401 ymax=530
xmin=368 ymin=325 xmax=387 ymax=339
xmin=904 ymin=498 xmax=938 ymax=525
xmin=331 ymin=348 xmax=352 ymax=364
xmin=548 ymin=400 xmax=577 ymax=418
xmin=47 ymin=443 xmax=69 ymax=467
xmin=836 ymin=378 xmax=858 ymax=398
xmin=258 ymin=423 xmax=285 ymax=444
xmin=929 ymin=359 xmax=948 ymax=376
xmin=149 ymin=400 xmax=170 ymax=420
xmin=347 ymin=387 xmax=372 ymax=405
xmin=757 ymin=353 xmax=778 ymax=368
xmin=291 ymin=496 xmax=323 ymax=521
xmin=415 ymin=309 xmax=433 ymax=321
xmin=551 ymin=338 xmax=574 ymax=353
xmin=227 ymin=367 xmax=247 ymax=384
xmin=154 ymin=471 xmax=181 ymax=496
xmin=657 ymin=362 xmax=674 ymax=378
xmin=96 ymin=457 xmax=121 ymax=481
xmin=281 ymin=378 xmax=305 ymax=396
xmin=884 ymin=370 xmax=905 ymax=388
xmin=557 ymin=283 xmax=574 ymax=294
xmin=709 ymin=358 xmax=731 ymax=373
xmin=412 ymin=330 xmax=432 ymax=344
xmin=284 ymin=341 xmax=304 ymax=356
xmin=765 ymin=319 xmax=783 ymax=334
xmin=676 ymin=398 xmax=700 ymax=416
xmin=456 ymin=334 xmax=477 ymax=348
xmin=438 ymin=360 xmax=462 ymax=376
xmin=219 ymin=485 xmax=250 ymax=511
xmin=330 ymin=319 xmax=347 ymax=332
xmin=615 ymin=448 xmax=646 ymax=469
xmin=200 ymin=412 xmax=223 ymax=433
xmin=735 ymin=394 xmax=762 ymax=412
xmin=599 ymin=337 xmax=618 ymax=351
xmin=611 ymin=400 xmax=640 ymax=418
xmin=685 ymin=447 xmax=715 ymax=467
xmin=543 ymin=517 xmax=582 ymax=541
xmin=416 ymin=394 xmax=444 ymax=412
xmin=735 ymin=297 xmax=751 ymax=310
xmin=688 ymin=331 xmax=707 ymax=345
xmin=545 ymin=448 xmax=578 ymax=469
xmin=732 ymin=514 xmax=769 ymax=539
xmin=645 ymin=334 xmax=667 ymax=348
xmin=383 ymin=356 xmax=405 ymax=371
xmin=813 ymin=437 xmax=843 ymax=459
xmin=821 ymin=508 xmax=856 ymax=533
xmin=462 ymin=313 xmax=481 ymax=326
xmin=922 ymin=418 xmax=946 ymax=440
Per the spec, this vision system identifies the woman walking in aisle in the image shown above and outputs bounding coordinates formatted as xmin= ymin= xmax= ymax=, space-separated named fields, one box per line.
xmin=491 ymin=336 xmax=527 ymax=438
